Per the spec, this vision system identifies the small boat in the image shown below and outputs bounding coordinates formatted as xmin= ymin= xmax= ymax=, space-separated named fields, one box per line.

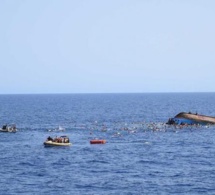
xmin=0 ymin=124 xmax=17 ymax=133
xmin=167 ymin=112 xmax=215 ymax=125
xmin=44 ymin=136 xmax=71 ymax=147
xmin=90 ymin=139 xmax=106 ymax=144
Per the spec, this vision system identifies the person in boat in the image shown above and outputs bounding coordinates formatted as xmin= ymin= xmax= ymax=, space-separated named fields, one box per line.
xmin=53 ymin=137 xmax=62 ymax=143
xmin=47 ymin=136 xmax=53 ymax=141
xmin=2 ymin=124 xmax=7 ymax=130
xmin=53 ymin=137 xmax=58 ymax=142
xmin=64 ymin=137 xmax=69 ymax=143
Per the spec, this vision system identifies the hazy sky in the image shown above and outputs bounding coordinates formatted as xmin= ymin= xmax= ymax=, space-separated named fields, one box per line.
xmin=1 ymin=0 xmax=215 ymax=94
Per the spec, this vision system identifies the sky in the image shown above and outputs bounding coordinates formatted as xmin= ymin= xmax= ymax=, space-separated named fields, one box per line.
xmin=0 ymin=0 xmax=215 ymax=94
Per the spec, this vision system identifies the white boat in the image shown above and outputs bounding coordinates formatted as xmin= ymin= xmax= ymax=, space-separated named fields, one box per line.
xmin=0 ymin=124 xmax=17 ymax=133
xmin=44 ymin=135 xmax=71 ymax=147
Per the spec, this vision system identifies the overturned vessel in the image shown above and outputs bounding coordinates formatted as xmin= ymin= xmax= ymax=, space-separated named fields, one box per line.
xmin=167 ymin=112 xmax=215 ymax=125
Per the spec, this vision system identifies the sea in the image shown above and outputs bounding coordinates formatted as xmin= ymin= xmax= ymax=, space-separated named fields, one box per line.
xmin=0 ymin=93 xmax=215 ymax=195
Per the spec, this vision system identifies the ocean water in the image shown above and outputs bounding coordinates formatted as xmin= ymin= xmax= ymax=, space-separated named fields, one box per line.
xmin=0 ymin=93 xmax=215 ymax=195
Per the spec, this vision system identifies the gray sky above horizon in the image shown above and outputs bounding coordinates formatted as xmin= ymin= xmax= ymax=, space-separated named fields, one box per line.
xmin=1 ymin=0 xmax=215 ymax=94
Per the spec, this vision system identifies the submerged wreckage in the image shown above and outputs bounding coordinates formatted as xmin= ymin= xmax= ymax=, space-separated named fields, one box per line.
xmin=167 ymin=112 xmax=215 ymax=125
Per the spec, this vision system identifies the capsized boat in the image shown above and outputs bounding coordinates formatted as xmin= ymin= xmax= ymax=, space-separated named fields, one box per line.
xmin=0 ymin=124 xmax=17 ymax=133
xmin=44 ymin=135 xmax=71 ymax=147
xmin=166 ymin=112 xmax=215 ymax=125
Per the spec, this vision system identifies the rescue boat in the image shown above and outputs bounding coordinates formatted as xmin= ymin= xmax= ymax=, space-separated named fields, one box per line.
xmin=0 ymin=124 xmax=17 ymax=133
xmin=44 ymin=135 xmax=71 ymax=147
xmin=44 ymin=141 xmax=71 ymax=147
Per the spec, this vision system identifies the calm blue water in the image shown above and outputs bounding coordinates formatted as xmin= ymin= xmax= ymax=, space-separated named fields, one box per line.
xmin=0 ymin=93 xmax=215 ymax=194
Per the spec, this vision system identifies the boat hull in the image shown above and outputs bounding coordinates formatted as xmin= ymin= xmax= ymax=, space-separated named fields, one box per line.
xmin=167 ymin=112 xmax=215 ymax=125
xmin=0 ymin=128 xmax=17 ymax=133
xmin=44 ymin=141 xmax=71 ymax=147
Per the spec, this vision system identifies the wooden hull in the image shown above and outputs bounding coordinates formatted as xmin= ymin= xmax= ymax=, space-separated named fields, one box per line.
xmin=167 ymin=112 xmax=215 ymax=125
xmin=176 ymin=112 xmax=215 ymax=123
xmin=44 ymin=141 xmax=71 ymax=147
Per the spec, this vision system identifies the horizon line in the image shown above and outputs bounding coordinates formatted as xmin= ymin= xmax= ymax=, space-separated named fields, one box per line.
xmin=0 ymin=92 xmax=215 ymax=95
